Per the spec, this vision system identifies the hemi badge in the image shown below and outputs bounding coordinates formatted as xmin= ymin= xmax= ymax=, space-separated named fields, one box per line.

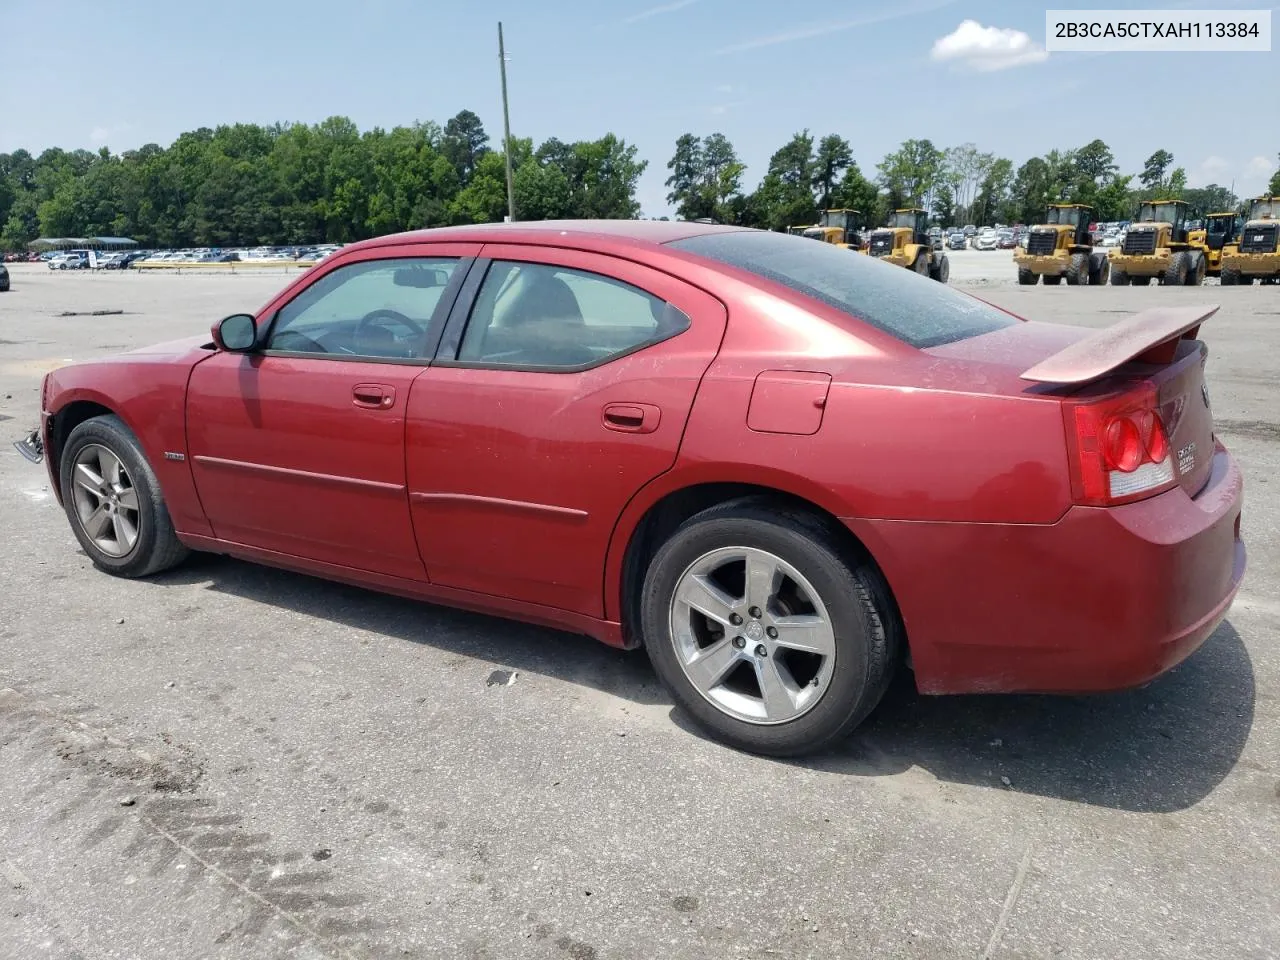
xmin=164 ymin=451 xmax=186 ymax=461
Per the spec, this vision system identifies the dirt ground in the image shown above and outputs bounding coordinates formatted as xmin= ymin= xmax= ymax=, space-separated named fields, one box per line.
xmin=0 ymin=255 xmax=1277 ymax=960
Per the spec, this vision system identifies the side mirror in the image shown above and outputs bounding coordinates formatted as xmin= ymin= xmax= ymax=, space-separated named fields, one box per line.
xmin=212 ymin=314 xmax=258 ymax=352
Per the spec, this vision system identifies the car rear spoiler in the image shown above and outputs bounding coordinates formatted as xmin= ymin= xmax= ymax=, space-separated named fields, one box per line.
xmin=1020 ymin=304 xmax=1218 ymax=384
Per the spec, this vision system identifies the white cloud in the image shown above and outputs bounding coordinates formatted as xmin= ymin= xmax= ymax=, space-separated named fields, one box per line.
xmin=1187 ymin=155 xmax=1232 ymax=188
xmin=89 ymin=127 xmax=111 ymax=144
xmin=715 ymin=83 xmax=733 ymax=94
xmin=1245 ymin=155 xmax=1275 ymax=178
xmin=715 ymin=0 xmax=956 ymax=55
xmin=931 ymin=20 xmax=1049 ymax=72
xmin=622 ymin=0 xmax=697 ymax=24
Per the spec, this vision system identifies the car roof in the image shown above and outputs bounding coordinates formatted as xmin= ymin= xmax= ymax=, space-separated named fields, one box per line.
xmin=352 ymin=219 xmax=744 ymax=254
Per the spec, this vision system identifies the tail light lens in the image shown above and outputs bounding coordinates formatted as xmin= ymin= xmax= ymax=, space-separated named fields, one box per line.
xmin=1064 ymin=380 xmax=1176 ymax=506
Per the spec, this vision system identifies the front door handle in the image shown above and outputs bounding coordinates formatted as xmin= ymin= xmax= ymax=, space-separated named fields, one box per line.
xmin=602 ymin=402 xmax=661 ymax=434
xmin=352 ymin=383 xmax=395 ymax=409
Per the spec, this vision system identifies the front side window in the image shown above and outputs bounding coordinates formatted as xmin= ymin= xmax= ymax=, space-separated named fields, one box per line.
xmin=267 ymin=257 xmax=458 ymax=359
xmin=670 ymin=230 xmax=1016 ymax=349
xmin=456 ymin=261 xmax=690 ymax=369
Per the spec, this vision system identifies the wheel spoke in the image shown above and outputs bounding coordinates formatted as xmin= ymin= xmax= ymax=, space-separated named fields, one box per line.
xmin=744 ymin=553 xmax=777 ymax=611
xmin=100 ymin=450 xmax=122 ymax=486
xmin=116 ymin=487 xmax=139 ymax=510
xmin=111 ymin=512 xmax=137 ymax=550
xmin=684 ymin=638 xmax=742 ymax=692
xmin=83 ymin=505 xmax=112 ymax=539
xmin=771 ymin=615 xmax=836 ymax=657
xmin=75 ymin=462 xmax=104 ymax=496
xmin=754 ymin=657 xmax=798 ymax=721
xmin=678 ymin=574 xmax=737 ymax=627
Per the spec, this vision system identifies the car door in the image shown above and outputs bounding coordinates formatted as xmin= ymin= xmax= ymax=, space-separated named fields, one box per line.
xmin=186 ymin=245 xmax=478 ymax=580
xmin=405 ymin=243 xmax=728 ymax=617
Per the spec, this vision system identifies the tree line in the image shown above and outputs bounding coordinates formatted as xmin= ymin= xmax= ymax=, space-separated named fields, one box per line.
xmin=2 ymin=109 xmax=1279 ymax=250
xmin=666 ymin=133 xmax=1280 ymax=231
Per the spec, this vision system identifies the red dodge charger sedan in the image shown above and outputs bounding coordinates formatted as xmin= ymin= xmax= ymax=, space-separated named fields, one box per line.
xmin=16 ymin=220 xmax=1245 ymax=756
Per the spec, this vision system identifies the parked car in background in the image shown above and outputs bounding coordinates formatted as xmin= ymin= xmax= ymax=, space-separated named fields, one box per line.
xmin=973 ymin=229 xmax=999 ymax=251
xmin=997 ymin=230 xmax=1017 ymax=249
xmin=947 ymin=232 xmax=967 ymax=250
xmin=962 ymin=224 xmax=977 ymax=237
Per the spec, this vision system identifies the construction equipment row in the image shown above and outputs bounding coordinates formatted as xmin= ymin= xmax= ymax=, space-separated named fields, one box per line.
xmin=787 ymin=195 xmax=1280 ymax=289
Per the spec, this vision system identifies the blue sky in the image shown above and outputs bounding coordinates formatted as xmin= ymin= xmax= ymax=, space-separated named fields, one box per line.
xmin=1 ymin=0 xmax=1276 ymax=215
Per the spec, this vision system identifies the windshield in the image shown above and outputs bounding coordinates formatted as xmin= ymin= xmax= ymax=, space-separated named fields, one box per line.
xmin=1138 ymin=202 xmax=1182 ymax=224
xmin=1248 ymin=199 xmax=1279 ymax=220
xmin=1046 ymin=207 xmax=1082 ymax=226
xmin=819 ymin=211 xmax=855 ymax=229
xmin=1207 ymin=215 xmax=1237 ymax=235
xmin=669 ymin=230 xmax=1016 ymax=349
xmin=886 ymin=210 xmax=919 ymax=229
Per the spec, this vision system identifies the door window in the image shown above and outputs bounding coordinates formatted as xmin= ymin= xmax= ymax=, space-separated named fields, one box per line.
xmin=267 ymin=257 xmax=459 ymax=359
xmin=456 ymin=261 xmax=690 ymax=369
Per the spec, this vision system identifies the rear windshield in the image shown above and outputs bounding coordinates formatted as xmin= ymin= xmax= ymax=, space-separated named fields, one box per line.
xmin=670 ymin=230 xmax=1017 ymax=348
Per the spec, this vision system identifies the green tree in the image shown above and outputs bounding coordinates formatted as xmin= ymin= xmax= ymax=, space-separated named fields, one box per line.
xmin=831 ymin=162 xmax=881 ymax=223
xmin=1268 ymin=153 xmax=1280 ymax=196
xmin=876 ymin=139 xmax=943 ymax=209
xmin=665 ymin=134 xmax=711 ymax=220
xmin=442 ymin=110 xmax=490 ymax=184
xmin=813 ymin=134 xmax=852 ymax=209
xmin=1140 ymin=149 xmax=1174 ymax=191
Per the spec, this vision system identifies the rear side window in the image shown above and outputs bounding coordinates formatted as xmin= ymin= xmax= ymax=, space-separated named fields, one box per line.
xmin=669 ymin=230 xmax=1016 ymax=348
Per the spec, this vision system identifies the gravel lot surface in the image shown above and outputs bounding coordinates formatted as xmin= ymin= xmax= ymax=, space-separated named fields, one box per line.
xmin=1 ymin=253 xmax=1277 ymax=960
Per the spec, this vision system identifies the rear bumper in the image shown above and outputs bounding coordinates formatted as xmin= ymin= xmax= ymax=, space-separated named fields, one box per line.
xmin=852 ymin=443 xmax=1245 ymax=695
xmin=1223 ymin=252 xmax=1280 ymax=276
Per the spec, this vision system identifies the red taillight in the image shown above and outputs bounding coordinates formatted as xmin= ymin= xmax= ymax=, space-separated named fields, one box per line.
xmin=1065 ymin=380 xmax=1177 ymax=506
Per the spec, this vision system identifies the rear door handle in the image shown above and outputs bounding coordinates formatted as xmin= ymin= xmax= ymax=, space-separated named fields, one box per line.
xmin=352 ymin=383 xmax=396 ymax=409
xmin=602 ymin=402 xmax=661 ymax=434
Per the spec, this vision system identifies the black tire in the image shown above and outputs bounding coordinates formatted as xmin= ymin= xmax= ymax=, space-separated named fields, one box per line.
xmin=58 ymin=414 xmax=189 ymax=578
xmin=913 ymin=253 xmax=930 ymax=276
xmin=1111 ymin=268 xmax=1130 ymax=286
xmin=1065 ymin=252 xmax=1089 ymax=286
xmin=1221 ymin=268 xmax=1239 ymax=286
xmin=1042 ymin=274 xmax=1062 ymax=285
xmin=1186 ymin=254 xmax=1206 ymax=286
xmin=640 ymin=500 xmax=899 ymax=757
xmin=1088 ymin=253 xmax=1109 ymax=286
xmin=1017 ymin=268 xmax=1037 ymax=285
xmin=1241 ymin=275 xmax=1255 ymax=286
xmin=1131 ymin=275 xmax=1152 ymax=286
xmin=1162 ymin=252 xmax=1188 ymax=286
xmin=929 ymin=255 xmax=950 ymax=283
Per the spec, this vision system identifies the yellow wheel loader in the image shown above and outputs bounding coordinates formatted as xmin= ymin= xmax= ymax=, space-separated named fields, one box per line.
xmin=801 ymin=209 xmax=868 ymax=250
xmin=1012 ymin=203 xmax=1110 ymax=286
xmin=1221 ymin=197 xmax=1280 ymax=285
xmin=1108 ymin=199 xmax=1206 ymax=286
xmin=867 ymin=208 xmax=949 ymax=282
xmin=1187 ymin=212 xmax=1242 ymax=278
xmin=787 ymin=225 xmax=810 ymax=237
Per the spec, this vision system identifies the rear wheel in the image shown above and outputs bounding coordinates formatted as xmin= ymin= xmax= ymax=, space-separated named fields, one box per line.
xmin=1065 ymin=252 xmax=1089 ymax=286
xmin=913 ymin=253 xmax=930 ymax=276
xmin=1042 ymin=274 xmax=1062 ymax=285
xmin=1131 ymin=275 xmax=1152 ymax=286
xmin=1162 ymin=252 xmax=1188 ymax=286
xmin=1221 ymin=268 xmax=1239 ymax=286
xmin=640 ymin=501 xmax=899 ymax=757
xmin=59 ymin=415 xmax=189 ymax=578
xmin=929 ymin=255 xmax=950 ymax=283
xmin=1186 ymin=255 xmax=1206 ymax=286
xmin=1111 ymin=268 xmax=1130 ymax=286
xmin=1017 ymin=268 xmax=1037 ymax=285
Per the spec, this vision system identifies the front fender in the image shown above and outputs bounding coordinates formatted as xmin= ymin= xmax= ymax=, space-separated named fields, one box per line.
xmin=45 ymin=361 xmax=213 ymax=537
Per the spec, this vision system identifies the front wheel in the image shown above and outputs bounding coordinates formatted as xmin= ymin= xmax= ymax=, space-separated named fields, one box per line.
xmin=640 ymin=501 xmax=898 ymax=757
xmin=59 ymin=415 xmax=189 ymax=577
xmin=1017 ymin=268 xmax=1037 ymax=285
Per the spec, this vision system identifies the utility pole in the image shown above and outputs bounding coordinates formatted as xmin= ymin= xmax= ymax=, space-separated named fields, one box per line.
xmin=498 ymin=22 xmax=516 ymax=222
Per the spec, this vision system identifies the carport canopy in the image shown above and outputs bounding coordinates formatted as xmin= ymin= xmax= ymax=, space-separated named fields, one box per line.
xmin=27 ymin=237 xmax=139 ymax=251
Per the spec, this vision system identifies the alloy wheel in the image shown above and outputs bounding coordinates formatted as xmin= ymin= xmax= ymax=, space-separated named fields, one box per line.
xmin=70 ymin=443 xmax=140 ymax=558
xmin=669 ymin=546 xmax=836 ymax=725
